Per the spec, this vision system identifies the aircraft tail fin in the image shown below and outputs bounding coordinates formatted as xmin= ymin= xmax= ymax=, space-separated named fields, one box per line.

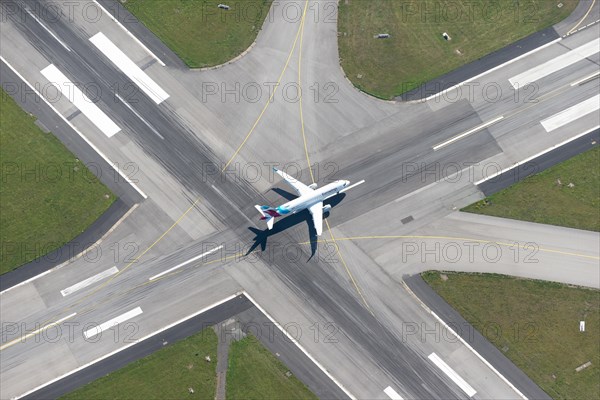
xmin=254 ymin=205 xmax=275 ymax=230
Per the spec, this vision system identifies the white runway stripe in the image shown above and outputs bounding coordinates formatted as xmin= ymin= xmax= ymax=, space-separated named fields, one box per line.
xmin=90 ymin=32 xmax=169 ymax=104
xmin=384 ymin=386 xmax=404 ymax=400
xmin=40 ymin=64 xmax=121 ymax=137
xmin=428 ymin=353 xmax=477 ymax=397
xmin=509 ymin=38 xmax=600 ymax=89
xmin=60 ymin=266 xmax=119 ymax=296
xmin=541 ymin=94 xmax=600 ymax=132
xmin=149 ymin=246 xmax=223 ymax=281
xmin=84 ymin=307 xmax=143 ymax=339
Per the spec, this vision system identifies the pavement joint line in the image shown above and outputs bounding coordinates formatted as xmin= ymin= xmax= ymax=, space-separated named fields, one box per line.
xmin=433 ymin=116 xmax=504 ymax=151
xmin=83 ymin=306 xmax=143 ymax=339
xmin=0 ymin=56 xmax=148 ymax=199
xmin=567 ymin=0 xmax=597 ymax=35
xmin=242 ymin=291 xmax=357 ymax=400
xmin=428 ymin=352 xmax=477 ymax=397
xmin=148 ymin=245 xmax=223 ymax=281
xmin=570 ymin=71 xmax=600 ymax=86
xmin=115 ymin=93 xmax=165 ymax=139
xmin=92 ymin=0 xmax=166 ymax=67
xmin=300 ymin=235 xmax=600 ymax=261
xmin=401 ymin=281 xmax=528 ymax=400
xmin=221 ymin=0 xmax=309 ymax=172
xmin=61 ymin=266 xmax=119 ymax=296
xmin=0 ymin=313 xmax=77 ymax=352
xmin=0 ymin=203 xmax=138 ymax=296
xmin=11 ymin=293 xmax=242 ymax=399
xmin=24 ymin=6 xmax=70 ymax=52
xmin=418 ymin=38 xmax=562 ymax=103
xmin=474 ymin=124 xmax=600 ymax=185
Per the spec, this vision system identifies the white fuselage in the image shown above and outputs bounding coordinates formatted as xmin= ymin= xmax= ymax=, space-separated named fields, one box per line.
xmin=278 ymin=180 xmax=349 ymax=215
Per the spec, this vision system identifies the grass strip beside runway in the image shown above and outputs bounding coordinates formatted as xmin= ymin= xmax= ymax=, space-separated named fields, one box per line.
xmin=423 ymin=271 xmax=600 ymax=400
xmin=338 ymin=0 xmax=578 ymax=99
xmin=227 ymin=334 xmax=318 ymax=400
xmin=0 ymin=89 xmax=115 ymax=274
xmin=123 ymin=0 xmax=273 ymax=68
xmin=463 ymin=146 xmax=600 ymax=231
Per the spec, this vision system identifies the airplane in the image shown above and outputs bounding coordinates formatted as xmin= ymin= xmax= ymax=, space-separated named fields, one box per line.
xmin=255 ymin=168 xmax=364 ymax=236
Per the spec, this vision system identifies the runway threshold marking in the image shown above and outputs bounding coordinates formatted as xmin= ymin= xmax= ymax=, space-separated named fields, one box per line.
xmin=433 ymin=116 xmax=504 ymax=151
xmin=0 ymin=313 xmax=77 ymax=351
xmin=428 ymin=353 xmax=477 ymax=398
xmin=148 ymin=245 xmax=223 ymax=281
xmin=475 ymin=124 xmax=600 ymax=185
xmin=221 ymin=0 xmax=309 ymax=172
xmin=90 ymin=32 xmax=170 ymax=104
xmin=293 ymin=0 xmax=373 ymax=314
xmin=509 ymin=38 xmax=600 ymax=89
xmin=61 ymin=266 xmax=119 ymax=296
xmin=24 ymin=7 xmax=70 ymax=52
xmin=92 ymin=0 xmax=165 ymax=67
xmin=83 ymin=306 xmax=143 ymax=339
xmin=384 ymin=386 xmax=404 ymax=400
xmin=40 ymin=64 xmax=121 ymax=137
xmin=540 ymin=94 xmax=600 ymax=132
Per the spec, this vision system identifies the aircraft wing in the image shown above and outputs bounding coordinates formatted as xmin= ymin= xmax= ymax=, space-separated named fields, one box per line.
xmin=274 ymin=168 xmax=313 ymax=196
xmin=308 ymin=202 xmax=323 ymax=236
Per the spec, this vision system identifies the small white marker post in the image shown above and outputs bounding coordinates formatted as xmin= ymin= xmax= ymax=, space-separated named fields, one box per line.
xmin=580 ymin=321 xmax=585 ymax=332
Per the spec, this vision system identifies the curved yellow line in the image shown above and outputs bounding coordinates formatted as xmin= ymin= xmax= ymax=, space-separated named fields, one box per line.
xmin=567 ymin=0 xmax=596 ymax=35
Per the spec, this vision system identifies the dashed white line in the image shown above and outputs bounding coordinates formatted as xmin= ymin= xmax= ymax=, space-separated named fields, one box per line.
xmin=60 ymin=266 xmax=119 ymax=296
xmin=0 ymin=313 xmax=77 ymax=351
xmin=83 ymin=307 xmax=143 ymax=339
xmin=570 ymin=71 xmax=600 ymax=86
xmin=541 ymin=94 xmax=600 ymax=132
xmin=25 ymin=7 xmax=71 ymax=52
xmin=384 ymin=385 xmax=404 ymax=400
xmin=148 ymin=246 xmax=223 ymax=281
xmin=428 ymin=353 xmax=477 ymax=398
xmin=92 ymin=0 xmax=166 ymax=67
xmin=433 ymin=116 xmax=504 ymax=150
xmin=90 ymin=32 xmax=169 ymax=104
xmin=40 ymin=64 xmax=121 ymax=137
xmin=1 ymin=56 xmax=147 ymax=199
xmin=115 ymin=93 xmax=164 ymax=139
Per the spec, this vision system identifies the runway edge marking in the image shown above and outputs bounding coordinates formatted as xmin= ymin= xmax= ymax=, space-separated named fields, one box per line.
xmin=13 ymin=293 xmax=242 ymax=399
xmin=243 ymin=292 xmax=357 ymax=400
xmin=401 ymin=280 xmax=528 ymax=400
xmin=0 ymin=56 xmax=147 ymax=200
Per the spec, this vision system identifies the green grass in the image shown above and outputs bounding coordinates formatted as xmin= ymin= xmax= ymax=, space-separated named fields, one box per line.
xmin=463 ymin=146 xmax=600 ymax=231
xmin=338 ymin=0 xmax=578 ymax=99
xmin=422 ymin=271 xmax=600 ymax=400
xmin=123 ymin=0 xmax=273 ymax=68
xmin=227 ymin=334 xmax=318 ymax=400
xmin=0 ymin=90 xmax=115 ymax=274
xmin=62 ymin=328 xmax=218 ymax=400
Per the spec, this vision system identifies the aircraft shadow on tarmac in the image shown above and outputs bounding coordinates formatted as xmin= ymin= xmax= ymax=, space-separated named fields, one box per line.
xmin=246 ymin=191 xmax=346 ymax=261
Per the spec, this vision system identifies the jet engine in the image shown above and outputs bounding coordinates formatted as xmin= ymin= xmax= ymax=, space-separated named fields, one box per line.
xmin=308 ymin=183 xmax=318 ymax=189
xmin=323 ymin=204 xmax=332 ymax=213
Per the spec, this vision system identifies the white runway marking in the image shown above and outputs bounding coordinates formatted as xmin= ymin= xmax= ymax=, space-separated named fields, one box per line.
xmin=40 ymin=64 xmax=121 ymax=137
xmin=384 ymin=386 xmax=404 ymax=400
xmin=83 ymin=307 xmax=143 ymax=339
xmin=570 ymin=71 xmax=600 ymax=86
xmin=428 ymin=353 xmax=477 ymax=398
xmin=340 ymin=180 xmax=365 ymax=193
xmin=541 ymin=94 xmax=600 ymax=132
xmin=60 ymin=266 xmax=119 ymax=296
xmin=148 ymin=246 xmax=223 ymax=281
xmin=509 ymin=38 xmax=600 ymax=89
xmin=433 ymin=116 xmax=504 ymax=150
xmin=25 ymin=8 xmax=70 ymax=52
xmin=0 ymin=313 xmax=77 ymax=351
xmin=90 ymin=32 xmax=169 ymax=104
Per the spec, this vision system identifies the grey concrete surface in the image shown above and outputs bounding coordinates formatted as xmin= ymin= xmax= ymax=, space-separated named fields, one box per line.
xmin=1 ymin=0 xmax=599 ymax=399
